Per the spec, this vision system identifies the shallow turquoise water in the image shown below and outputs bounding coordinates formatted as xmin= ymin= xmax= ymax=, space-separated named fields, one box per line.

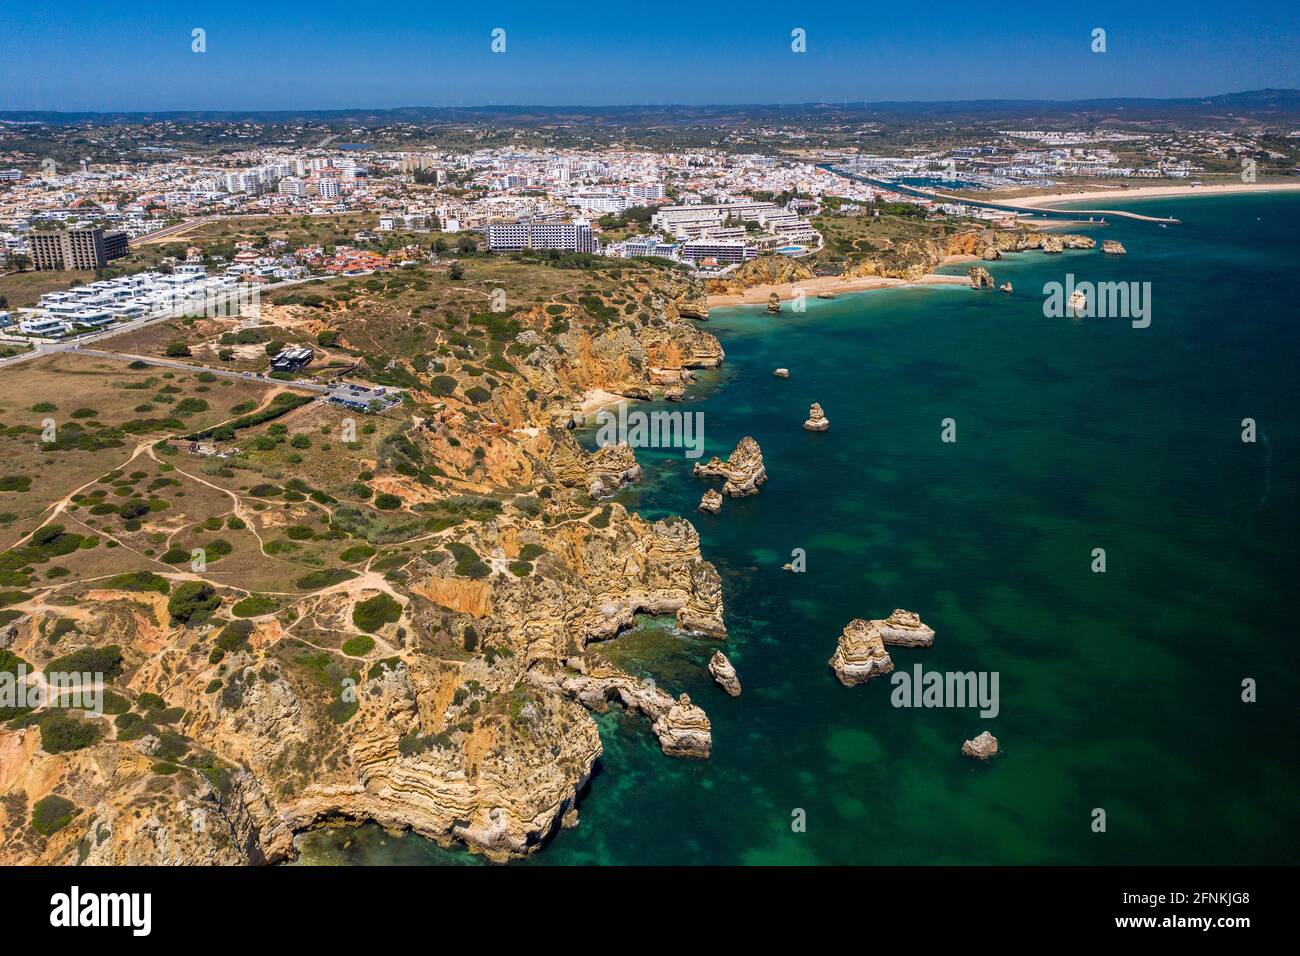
xmin=304 ymin=193 xmax=1299 ymax=865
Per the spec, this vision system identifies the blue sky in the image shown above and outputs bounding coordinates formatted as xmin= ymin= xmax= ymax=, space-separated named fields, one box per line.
xmin=0 ymin=1 xmax=1296 ymax=111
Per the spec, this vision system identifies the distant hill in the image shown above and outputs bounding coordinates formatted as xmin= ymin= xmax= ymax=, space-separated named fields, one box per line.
xmin=2 ymin=90 xmax=1299 ymax=128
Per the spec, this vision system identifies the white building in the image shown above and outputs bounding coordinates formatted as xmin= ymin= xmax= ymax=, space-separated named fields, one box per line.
xmin=487 ymin=219 xmax=596 ymax=254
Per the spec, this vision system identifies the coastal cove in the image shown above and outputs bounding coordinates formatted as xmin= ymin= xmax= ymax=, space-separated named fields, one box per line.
xmin=298 ymin=192 xmax=1299 ymax=865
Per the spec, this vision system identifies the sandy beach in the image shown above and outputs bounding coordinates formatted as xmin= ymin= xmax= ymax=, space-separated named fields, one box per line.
xmin=1006 ymin=182 xmax=1300 ymax=208
xmin=578 ymin=388 xmax=628 ymax=414
xmin=706 ymin=268 xmax=969 ymax=307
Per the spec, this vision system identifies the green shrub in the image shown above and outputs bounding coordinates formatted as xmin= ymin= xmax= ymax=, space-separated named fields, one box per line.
xmin=232 ymin=594 xmax=276 ymax=617
xmin=352 ymin=594 xmax=401 ymax=633
xmin=47 ymin=645 xmax=122 ymax=678
xmin=167 ymin=581 xmax=219 ymax=624
xmin=295 ymin=569 xmax=356 ymax=591
xmin=445 ymin=542 xmax=490 ymax=579
xmin=101 ymin=571 xmax=169 ymax=594
xmin=31 ymin=794 xmax=78 ymax=836
xmin=341 ymin=635 xmax=376 ymax=657
xmin=215 ymin=619 xmax=254 ymax=652
xmin=39 ymin=713 xmax=101 ymax=753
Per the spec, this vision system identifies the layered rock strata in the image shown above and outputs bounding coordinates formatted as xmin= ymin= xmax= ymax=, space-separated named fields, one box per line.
xmin=692 ymin=437 xmax=767 ymax=497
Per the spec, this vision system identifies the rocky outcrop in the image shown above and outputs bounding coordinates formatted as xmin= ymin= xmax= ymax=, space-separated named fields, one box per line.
xmin=642 ymin=319 xmax=725 ymax=371
xmin=961 ymin=731 xmax=999 ymax=760
xmin=968 ymin=267 xmax=995 ymax=289
xmin=773 ymin=368 xmax=790 ymax=378
xmin=1068 ymin=289 xmax=1087 ymax=314
xmin=673 ymin=279 xmax=710 ymax=319
xmin=947 ymin=228 xmax=1096 ymax=260
xmin=1102 ymin=239 xmax=1127 ymax=255
xmin=829 ymin=619 xmax=894 ymax=685
xmin=651 ymin=694 xmax=712 ymax=758
xmin=692 ymin=436 xmax=767 ymax=497
xmin=1042 ymin=234 xmax=1096 ymax=254
xmin=549 ymin=434 xmax=642 ymax=499
xmin=829 ymin=610 xmax=935 ymax=685
xmin=875 ymin=609 xmax=935 ymax=647
xmin=767 ymin=292 xmax=781 ymax=313
xmin=532 ymin=664 xmax=712 ymax=759
xmin=705 ymin=256 xmax=814 ymax=296
xmin=708 ymin=652 xmax=742 ymax=697
xmin=803 ymin=403 xmax=830 ymax=432
xmin=999 ymin=282 xmax=1013 ymax=293
xmin=698 ymin=489 xmax=723 ymax=514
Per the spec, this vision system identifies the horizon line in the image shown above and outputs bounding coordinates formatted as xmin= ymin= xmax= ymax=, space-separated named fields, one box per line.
xmin=3 ymin=88 xmax=1299 ymax=117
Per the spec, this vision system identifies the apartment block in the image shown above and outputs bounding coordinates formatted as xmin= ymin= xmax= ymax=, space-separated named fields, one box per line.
xmin=29 ymin=227 xmax=130 ymax=271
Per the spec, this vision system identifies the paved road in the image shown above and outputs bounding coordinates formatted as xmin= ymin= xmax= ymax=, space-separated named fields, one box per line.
xmin=132 ymin=216 xmax=221 ymax=244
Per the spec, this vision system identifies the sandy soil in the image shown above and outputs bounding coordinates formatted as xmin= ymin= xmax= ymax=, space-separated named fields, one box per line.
xmin=579 ymin=388 xmax=629 ymax=414
xmin=706 ymin=269 xmax=969 ymax=307
xmin=1007 ymin=182 xmax=1300 ymax=208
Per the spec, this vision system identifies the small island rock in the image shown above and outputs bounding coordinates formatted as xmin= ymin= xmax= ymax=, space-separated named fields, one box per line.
xmin=829 ymin=619 xmax=894 ymax=686
xmin=962 ymin=731 xmax=999 ymax=760
xmin=692 ymin=436 xmax=767 ymax=497
xmin=803 ymin=402 xmax=830 ymax=432
xmin=651 ymin=694 xmax=712 ymax=758
xmin=708 ymin=651 xmax=742 ymax=697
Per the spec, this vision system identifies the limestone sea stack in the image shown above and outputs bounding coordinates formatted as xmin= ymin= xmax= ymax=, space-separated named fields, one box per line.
xmin=1067 ymin=289 xmax=1087 ymax=314
xmin=875 ymin=609 xmax=935 ymax=647
xmin=1102 ymin=239 xmax=1127 ymax=255
xmin=968 ymin=266 xmax=995 ymax=289
xmin=767 ymin=292 xmax=781 ymax=313
xmin=829 ymin=619 xmax=894 ymax=686
xmin=692 ymin=436 xmax=767 ymax=497
xmin=803 ymin=403 xmax=830 ymax=432
xmin=708 ymin=651 xmax=742 ymax=697
xmin=999 ymin=282 xmax=1013 ymax=293
xmin=773 ymin=368 xmax=790 ymax=378
xmin=651 ymin=694 xmax=712 ymax=758
xmin=962 ymin=731 xmax=999 ymax=760
xmin=698 ymin=489 xmax=723 ymax=514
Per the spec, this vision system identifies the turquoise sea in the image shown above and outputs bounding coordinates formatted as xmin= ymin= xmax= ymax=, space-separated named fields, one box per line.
xmin=302 ymin=193 xmax=1300 ymax=865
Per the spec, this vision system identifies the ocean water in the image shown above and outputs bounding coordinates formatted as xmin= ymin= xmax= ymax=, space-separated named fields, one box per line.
xmin=302 ymin=193 xmax=1299 ymax=865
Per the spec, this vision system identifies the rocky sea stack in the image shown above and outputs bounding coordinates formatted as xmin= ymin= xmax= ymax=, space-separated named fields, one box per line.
xmin=698 ymin=489 xmax=723 ymax=514
xmin=652 ymin=694 xmax=713 ymax=758
xmin=708 ymin=651 xmax=742 ymax=697
xmin=962 ymin=731 xmax=999 ymax=760
xmin=875 ymin=608 xmax=935 ymax=647
xmin=829 ymin=619 xmax=894 ymax=686
xmin=1102 ymin=239 xmax=1127 ymax=254
xmin=829 ymin=610 xmax=935 ymax=686
xmin=803 ymin=403 xmax=830 ymax=432
xmin=692 ymin=436 xmax=767 ymax=497
xmin=968 ymin=266 xmax=995 ymax=289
